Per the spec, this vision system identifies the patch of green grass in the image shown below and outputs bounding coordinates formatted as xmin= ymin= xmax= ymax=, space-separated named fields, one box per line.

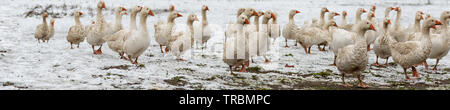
xmin=280 ymin=78 xmax=288 ymax=84
xmin=284 ymin=53 xmax=294 ymax=57
xmin=196 ymin=63 xmax=207 ymax=67
xmin=444 ymin=68 xmax=450 ymax=72
xmin=176 ymin=68 xmax=195 ymax=72
xmin=247 ymin=66 xmax=262 ymax=72
xmin=252 ymin=75 xmax=258 ymax=80
xmin=138 ymin=64 xmax=145 ymax=68
xmin=164 ymin=76 xmax=188 ymax=86
xmin=206 ymin=76 xmax=216 ymax=81
xmin=311 ymin=70 xmax=332 ymax=78
xmin=234 ymin=75 xmax=246 ymax=79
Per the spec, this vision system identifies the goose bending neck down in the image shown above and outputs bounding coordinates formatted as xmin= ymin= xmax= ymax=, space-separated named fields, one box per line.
xmin=123 ymin=7 xmax=154 ymax=64
xmin=336 ymin=20 xmax=376 ymax=88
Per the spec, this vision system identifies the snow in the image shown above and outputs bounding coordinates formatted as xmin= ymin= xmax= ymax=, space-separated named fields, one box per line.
xmin=0 ymin=0 xmax=450 ymax=90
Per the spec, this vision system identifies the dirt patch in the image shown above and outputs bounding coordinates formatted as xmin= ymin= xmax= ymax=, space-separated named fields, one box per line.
xmin=101 ymin=65 xmax=130 ymax=70
xmin=164 ymin=76 xmax=188 ymax=86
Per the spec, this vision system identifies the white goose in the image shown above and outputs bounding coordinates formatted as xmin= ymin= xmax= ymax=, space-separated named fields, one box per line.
xmin=268 ymin=12 xmax=280 ymax=41
xmin=364 ymin=11 xmax=377 ymax=51
xmin=223 ymin=15 xmax=250 ymax=74
xmin=154 ymin=11 xmax=183 ymax=54
xmin=103 ymin=6 xmax=142 ymax=60
xmin=336 ymin=20 xmax=376 ymax=88
xmin=104 ymin=7 xmax=128 ymax=35
xmin=294 ymin=20 xmax=337 ymax=54
xmin=169 ymin=14 xmax=199 ymax=61
xmin=34 ymin=12 xmax=49 ymax=43
xmin=317 ymin=11 xmax=340 ymax=51
xmin=43 ymin=18 xmax=55 ymax=43
xmin=122 ymin=7 xmax=154 ymax=64
xmin=341 ymin=8 xmax=366 ymax=31
xmin=86 ymin=1 xmax=107 ymax=54
xmin=281 ymin=9 xmax=301 ymax=48
xmin=197 ymin=5 xmax=211 ymax=49
xmin=389 ymin=7 xmax=409 ymax=42
xmin=255 ymin=10 xmax=275 ymax=63
xmin=312 ymin=7 xmax=330 ymax=28
xmin=67 ymin=11 xmax=86 ymax=49
xmin=372 ymin=18 xmax=393 ymax=67
xmin=423 ymin=11 xmax=450 ymax=70
xmin=340 ymin=11 xmax=348 ymax=27
xmin=389 ymin=18 xmax=441 ymax=80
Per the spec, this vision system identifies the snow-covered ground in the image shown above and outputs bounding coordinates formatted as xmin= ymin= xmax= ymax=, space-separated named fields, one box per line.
xmin=1 ymin=0 xmax=450 ymax=90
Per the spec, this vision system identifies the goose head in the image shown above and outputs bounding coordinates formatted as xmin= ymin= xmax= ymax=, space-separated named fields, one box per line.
xmin=256 ymin=10 xmax=264 ymax=18
xmin=74 ymin=11 xmax=83 ymax=17
xmin=187 ymin=13 xmax=199 ymax=23
xmin=169 ymin=11 xmax=183 ymax=21
xmin=115 ymin=7 xmax=128 ymax=15
xmin=264 ymin=11 xmax=276 ymax=20
xmin=370 ymin=5 xmax=376 ymax=12
xmin=244 ymin=8 xmax=258 ymax=17
xmin=170 ymin=5 xmax=175 ymax=12
xmin=414 ymin=11 xmax=424 ymax=21
xmin=202 ymin=5 xmax=209 ymax=11
xmin=321 ymin=7 xmax=329 ymax=13
xmin=140 ymin=6 xmax=154 ymax=17
xmin=423 ymin=18 xmax=441 ymax=30
xmin=394 ymin=6 xmax=401 ymax=12
xmin=358 ymin=20 xmax=376 ymax=32
xmin=132 ymin=6 xmax=143 ymax=14
xmin=384 ymin=6 xmax=394 ymax=17
xmin=237 ymin=14 xmax=249 ymax=25
xmin=50 ymin=18 xmax=55 ymax=26
xmin=289 ymin=9 xmax=300 ymax=18
xmin=383 ymin=17 xmax=391 ymax=28
xmin=328 ymin=11 xmax=340 ymax=20
xmin=326 ymin=20 xmax=338 ymax=28
xmin=342 ymin=11 xmax=347 ymax=17
xmin=43 ymin=12 xmax=49 ymax=18
xmin=425 ymin=13 xmax=432 ymax=20
xmin=440 ymin=11 xmax=450 ymax=21
xmin=366 ymin=11 xmax=375 ymax=20
xmin=97 ymin=1 xmax=106 ymax=9
xmin=357 ymin=8 xmax=367 ymax=16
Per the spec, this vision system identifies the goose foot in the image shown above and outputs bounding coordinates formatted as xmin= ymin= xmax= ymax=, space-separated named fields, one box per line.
xmin=412 ymin=67 xmax=420 ymax=77
xmin=366 ymin=45 xmax=371 ymax=51
xmin=285 ymin=64 xmax=294 ymax=68
xmin=264 ymin=59 xmax=271 ymax=64
xmin=176 ymin=58 xmax=186 ymax=62
xmin=239 ymin=64 xmax=247 ymax=72
xmin=423 ymin=61 xmax=429 ymax=70
xmin=343 ymin=83 xmax=353 ymax=87
xmin=357 ymin=75 xmax=369 ymax=88
xmin=94 ymin=49 xmax=102 ymax=54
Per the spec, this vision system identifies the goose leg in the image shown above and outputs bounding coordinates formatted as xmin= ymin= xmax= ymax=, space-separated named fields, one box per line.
xmin=160 ymin=45 xmax=164 ymax=54
xmin=357 ymin=74 xmax=369 ymax=88
xmin=383 ymin=57 xmax=389 ymax=67
xmin=404 ymin=68 xmax=411 ymax=80
xmin=77 ymin=44 xmax=80 ymax=48
xmin=371 ymin=56 xmax=380 ymax=66
xmin=239 ymin=64 xmax=247 ymax=72
xmin=264 ymin=56 xmax=271 ymax=64
xmin=229 ymin=65 xmax=235 ymax=75
xmin=432 ymin=59 xmax=439 ymax=71
xmin=412 ymin=66 xmax=420 ymax=78
xmin=307 ymin=47 xmax=311 ymax=54
xmin=302 ymin=46 xmax=308 ymax=54
xmin=329 ymin=56 xmax=337 ymax=66
xmin=94 ymin=45 xmax=102 ymax=54
xmin=423 ymin=61 xmax=429 ymax=70
xmin=341 ymin=73 xmax=352 ymax=87
xmin=366 ymin=44 xmax=371 ymax=51
xmin=284 ymin=39 xmax=289 ymax=48
xmin=317 ymin=45 xmax=322 ymax=51
xmin=128 ymin=55 xmax=134 ymax=64
xmin=91 ymin=45 xmax=96 ymax=54
xmin=133 ymin=57 xmax=138 ymax=64
xmin=70 ymin=43 xmax=74 ymax=49
xmin=294 ymin=40 xmax=298 ymax=46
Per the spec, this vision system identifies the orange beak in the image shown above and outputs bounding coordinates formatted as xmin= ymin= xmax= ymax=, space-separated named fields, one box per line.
xmin=244 ymin=19 xmax=250 ymax=24
xmin=387 ymin=20 xmax=391 ymax=24
xmin=205 ymin=6 xmax=209 ymax=11
xmin=171 ymin=5 xmax=175 ymax=11
xmin=362 ymin=9 xmax=367 ymax=13
xmin=261 ymin=12 xmax=264 ymax=15
xmin=419 ymin=11 xmax=424 ymax=15
xmin=395 ymin=7 xmax=399 ymax=11
xmin=420 ymin=16 xmax=424 ymax=20
xmin=123 ymin=12 xmax=128 ymax=15
xmin=325 ymin=8 xmax=329 ymax=12
xmin=335 ymin=13 xmax=340 ymax=16
xmin=271 ymin=13 xmax=276 ymax=19
xmin=373 ymin=5 xmax=376 ymax=10
xmin=253 ymin=11 xmax=258 ymax=16
xmin=371 ymin=13 xmax=375 ymax=17
xmin=122 ymin=8 xmax=127 ymax=11
xmin=51 ymin=21 xmax=54 ymax=26
xmin=79 ymin=12 xmax=83 ymax=15
xmin=296 ymin=10 xmax=300 ymax=13
xmin=436 ymin=20 xmax=442 ymax=25
xmin=102 ymin=3 xmax=106 ymax=9
xmin=149 ymin=10 xmax=154 ymax=16
xmin=177 ymin=13 xmax=182 ymax=17
xmin=333 ymin=23 xmax=338 ymax=27
xmin=370 ymin=24 xmax=376 ymax=31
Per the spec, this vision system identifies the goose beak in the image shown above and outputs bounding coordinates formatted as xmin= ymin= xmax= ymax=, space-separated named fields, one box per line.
xmin=395 ymin=7 xmax=399 ymax=11
xmin=177 ymin=13 xmax=182 ymax=17
xmin=244 ymin=19 xmax=250 ymax=24
xmin=296 ymin=10 xmax=300 ymax=13
xmin=373 ymin=5 xmax=376 ymax=10
xmin=253 ymin=11 xmax=258 ymax=16
xmin=371 ymin=13 xmax=375 ymax=17
xmin=149 ymin=10 xmax=154 ymax=16
xmin=420 ymin=16 xmax=424 ymax=20
xmin=370 ymin=24 xmax=376 ymax=31
xmin=362 ymin=9 xmax=367 ymax=13
xmin=391 ymin=7 xmax=395 ymax=10
xmin=271 ymin=13 xmax=276 ymax=19
xmin=171 ymin=5 xmax=175 ymax=11
xmin=102 ymin=3 xmax=106 ymax=9
xmin=205 ymin=6 xmax=209 ymax=11
xmin=335 ymin=13 xmax=340 ymax=16
xmin=325 ymin=8 xmax=329 ymax=12
xmin=261 ymin=12 xmax=264 ymax=15
xmin=333 ymin=23 xmax=338 ymax=27
xmin=79 ymin=12 xmax=83 ymax=15
xmin=123 ymin=12 xmax=128 ymax=15
xmin=122 ymin=8 xmax=127 ymax=11
xmin=387 ymin=20 xmax=391 ymax=24
xmin=91 ymin=21 xmax=95 ymax=24
xmin=436 ymin=20 xmax=442 ymax=25
xmin=419 ymin=11 xmax=424 ymax=15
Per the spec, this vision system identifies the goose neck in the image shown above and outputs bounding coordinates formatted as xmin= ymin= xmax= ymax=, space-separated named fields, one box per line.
xmin=130 ymin=11 xmax=138 ymax=30
xmin=139 ymin=14 xmax=148 ymax=35
xmin=75 ymin=15 xmax=81 ymax=25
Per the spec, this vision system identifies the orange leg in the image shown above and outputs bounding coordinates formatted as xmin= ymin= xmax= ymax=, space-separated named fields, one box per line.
xmin=94 ymin=45 xmax=102 ymax=54
xmin=341 ymin=73 xmax=352 ymax=87
xmin=329 ymin=56 xmax=337 ymax=66
xmin=432 ymin=59 xmax=440 ymax=71
xmin=357 ymin=74 xmax=369 ymax=88
xmin=239 ymin=64 xmax=247 ymax=72
xmin=284 ymin=39 xmax=289 ymax=48
xmin=366 ymin=44 xmax=371 ymax=51
xmin=423 ymin=61 xmax=429 ymax=70
xmin=412 ymin=66 xmax=420 ymax=78
xmin=403 ymin=68 xmax=411 ymax=80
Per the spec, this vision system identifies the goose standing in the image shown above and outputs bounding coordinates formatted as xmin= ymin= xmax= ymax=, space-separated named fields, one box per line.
xmin=67 ymin=11 xmax=86 ymax=49
xmin=312 ymin=7 xmax=330 ymax=28
xmin=255 ymin=10 xmax=275 ymax=63
xmin=294 ymin=20 xmax=337 ymax=54
xmin=105 ymin=7 xmax=128 ymax=35
xmin=281 ymin=10 xmax=301 ymax=48
xmin=340 ymin=11 xmax=347 ymax=27
xmin=389 ymin=7 xmax=409 ymax=42
xmin=423 ymin=11 xmax=450 ymax=70
xmin=336 ymin=20 xmax=376 ymax=88
xmin=389 ymin=18 xmax=441 ymax=79
xmin=122 ymin=7 xmax=154 ymax=64
xmin=34 ymin=12 xmax=49 ymax=43
xmin=317 ymin=11 xmax=340 ymax=51
xmin=198 ymin=5 xmax=211 ymax=49
xmin=268 ymin=12 xmax=280 ymax=41
xmin=103 ymin=6 xmax=142 ymax=60
xmin=154 ymin=11 xmax=183 ymax=54
xmin=223 ymin=15 xmax=250 ymax=74
xmin=372 ymin=18 xmax=393 ymax=67
xmin=86 ymin=1 xmax=107 ymax=54
xmin=364 ymin=11 xmax=377 ymax=51
xmin=169 ymin=14 xmax=199 ymax=61
xmin=44 ymin=18 xmax=55 ymax=43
